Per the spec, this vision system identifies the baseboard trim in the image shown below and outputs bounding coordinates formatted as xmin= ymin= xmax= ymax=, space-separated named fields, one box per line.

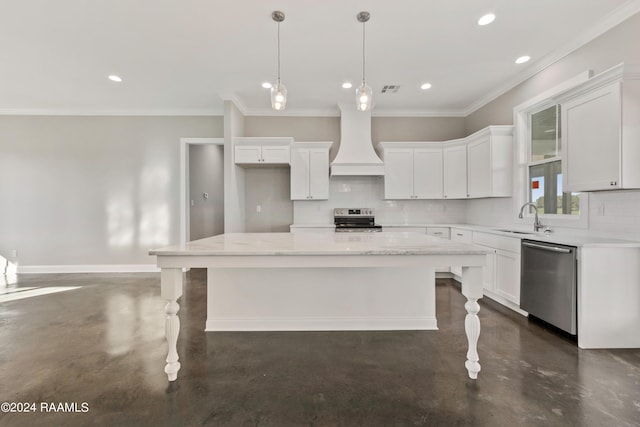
xmin=482 ymin=290 xmax=528 ymax=317
xmin=205 ymin=316 xmax=438 ymax=332
xmin=436 ymin=272 xmax=454 ymax=279
xmin=16 ymin=264 xmax=160 ymax=274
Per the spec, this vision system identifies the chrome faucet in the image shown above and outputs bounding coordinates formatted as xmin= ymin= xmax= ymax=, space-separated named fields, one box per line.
xmin=518 ymin=202 xmax=544 ymax=232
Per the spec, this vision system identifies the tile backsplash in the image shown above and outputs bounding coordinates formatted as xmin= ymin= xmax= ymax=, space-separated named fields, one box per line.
xmin=293 ymin=176 xmax=467 ymax=225
xmin=294 ymin=178 xmax=640 ymax=242
xmin=588 ymin=190 xmax=640 ymax=241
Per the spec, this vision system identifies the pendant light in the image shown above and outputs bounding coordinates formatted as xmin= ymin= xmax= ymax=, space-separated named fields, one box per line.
xmin=271 ymin=11 xmax=287 ymax=111
xmin=355 ymin=11 xmax=372 ymax=111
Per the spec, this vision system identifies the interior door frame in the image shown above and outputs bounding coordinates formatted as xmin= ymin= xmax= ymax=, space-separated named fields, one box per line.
xmin=180 ymin=137 xmax=224 ymax=246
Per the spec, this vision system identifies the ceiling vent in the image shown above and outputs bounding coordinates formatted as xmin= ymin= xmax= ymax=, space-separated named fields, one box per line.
xmin=381 ymin=85 xmax=400 ymax=94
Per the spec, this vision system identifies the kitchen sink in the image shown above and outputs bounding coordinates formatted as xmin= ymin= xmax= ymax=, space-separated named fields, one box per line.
xmin=493 ymin=229 xmax=534 ymax=235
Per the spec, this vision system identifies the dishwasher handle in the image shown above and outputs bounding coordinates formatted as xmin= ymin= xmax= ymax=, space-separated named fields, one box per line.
xmin=522 ymin=241 xmax=572 ymax=253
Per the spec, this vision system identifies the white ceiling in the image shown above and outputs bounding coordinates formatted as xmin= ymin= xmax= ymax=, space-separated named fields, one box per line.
xmin=1 ymin=0 xmax=638 ymax=116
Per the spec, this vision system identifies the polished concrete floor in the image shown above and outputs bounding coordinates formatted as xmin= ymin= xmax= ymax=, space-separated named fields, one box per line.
xmin=0 ymin=270 xmax=639 ymax=426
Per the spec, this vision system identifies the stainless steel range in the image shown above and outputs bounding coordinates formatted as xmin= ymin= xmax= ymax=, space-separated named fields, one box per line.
xmin=333 ymin=208 xmax=382 ymax=232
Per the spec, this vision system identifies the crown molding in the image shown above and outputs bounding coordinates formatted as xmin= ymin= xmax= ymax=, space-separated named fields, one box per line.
xmin=371 ymin=109 xmax=466 ymax=118
xmin=219 ymin=93 xmax=249 ymax=115
xmin=0 ymin=108 xmax=223 ymax=116
xmin=240 ymin=106 xmax=468 ymax=118
xmin=462 ymin=0 xmax=640 ymax=116
xmin=243 ymin=107 xmax=341 ymax=117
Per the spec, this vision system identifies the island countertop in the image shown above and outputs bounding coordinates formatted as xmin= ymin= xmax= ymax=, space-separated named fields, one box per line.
xmin=150 ymin=232 xmax=491 ymax=257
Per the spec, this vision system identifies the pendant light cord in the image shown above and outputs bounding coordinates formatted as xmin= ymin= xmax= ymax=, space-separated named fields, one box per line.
xmin=362 ymin=21 xmax=366 ymax=83
xmin=277 ymin=22 xmax=281 ymax=82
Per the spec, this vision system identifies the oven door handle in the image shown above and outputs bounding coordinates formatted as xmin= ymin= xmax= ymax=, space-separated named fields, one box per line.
xmin=522 ymin=241 xmax=572 ymax=253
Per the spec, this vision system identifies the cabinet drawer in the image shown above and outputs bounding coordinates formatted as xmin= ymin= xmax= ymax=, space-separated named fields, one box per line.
xmin=450 ymin=228 xmax=472 ymax=244
xmin=473 ymin=232 xmax=521 ymax=253
xmin=426 ymin=227 xmax=450 ymax=239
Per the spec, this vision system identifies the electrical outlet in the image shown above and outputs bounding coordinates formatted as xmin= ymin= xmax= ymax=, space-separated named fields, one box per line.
xmin=256 ymin=205 xmax=262 ymax=213
xmin=11 ymin=249 xmax=17 ymax=258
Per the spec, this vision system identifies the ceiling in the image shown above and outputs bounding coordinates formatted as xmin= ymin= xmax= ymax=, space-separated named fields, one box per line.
xmin=1 ymin=0 xmax=638 ymax=117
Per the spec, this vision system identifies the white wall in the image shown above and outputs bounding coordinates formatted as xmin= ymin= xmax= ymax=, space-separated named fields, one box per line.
xmin=0 ymin=115 xmax=222 ymax=268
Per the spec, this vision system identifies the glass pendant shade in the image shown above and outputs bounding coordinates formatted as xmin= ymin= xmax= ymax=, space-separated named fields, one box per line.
xmin=270 ymin=11 xmax=286 ymax=111
xmin=356 ymin=11 xmax=372 ymax=112
xmin=355 ymin=82 xmax=372 ymax=111
xmin=271 ymin=80 xmax=287 ymax=110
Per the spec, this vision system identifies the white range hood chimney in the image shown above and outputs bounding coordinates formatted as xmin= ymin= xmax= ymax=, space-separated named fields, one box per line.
xmin=330 ymin=105 xmax=384 ymax=176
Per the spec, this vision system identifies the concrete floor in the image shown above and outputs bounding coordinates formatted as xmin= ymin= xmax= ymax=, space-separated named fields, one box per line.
xmin=0 ymin=270 xmax=639 ymax=426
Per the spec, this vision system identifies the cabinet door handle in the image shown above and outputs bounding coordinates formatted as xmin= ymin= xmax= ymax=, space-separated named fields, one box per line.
xmin=456 ymin=233 xmax=464 ymax=236
xmin=610 ymin=181 xmax=617 ymax=186
xmin=433 ymin=232 xmax=443 ymax=235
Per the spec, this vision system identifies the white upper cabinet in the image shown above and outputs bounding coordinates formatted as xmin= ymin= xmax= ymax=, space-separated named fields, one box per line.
xmin=443 ymin=141 xmax=468 ymax=199
xmin=557 ymin=64 xmax=640 ymax=191
xmin=381 ymin=143 xmax=443 ymax=199
xmin=290 ymin=141 xmax=332 ymax=200
xmin=234 ymin=137 xmax=292 ymax=165
xmin=414 ymin=148 xmax=444 ymax=199
xmin=466 ymin=126 xmax=513 ymax=198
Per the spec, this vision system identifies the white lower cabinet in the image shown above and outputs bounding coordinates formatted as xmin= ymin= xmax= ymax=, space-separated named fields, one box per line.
xmin=450 ymin=228 xmax=472 ymax=277
xmin=494 ymin=249 xmax=520 ymax=304
xmin=471 ymin=242 xmax=496 ymax=294
xmin=472 ymin=231 xmax=521 ymax=310
xmin=426 ymin=227 xmax=450 ymax=239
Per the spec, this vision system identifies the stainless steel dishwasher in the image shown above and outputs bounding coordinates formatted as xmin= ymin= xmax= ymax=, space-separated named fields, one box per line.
xmin=520 ymin=240 xmax=578 ymax=335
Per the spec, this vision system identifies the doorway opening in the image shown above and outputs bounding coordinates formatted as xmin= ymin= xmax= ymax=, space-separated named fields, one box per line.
xmin=180 ymin=138 xmax=224 ymax=246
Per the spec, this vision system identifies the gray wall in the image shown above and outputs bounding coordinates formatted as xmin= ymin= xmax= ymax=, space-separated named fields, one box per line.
xmin=189 ymin=144 xmax=224 ymax=240
xmin=0 ymin=115 xmax=222 ymax=266
xmin=245 ymin=116 xmax=466 ymax=161
xmin=224 ymin=101 xmax=246 ymax=232
xmin=243 ymin=115 xmax=467 ymax=229
xmin=244 ymin=167 xmax=292 ymax=232
xmin=465 ymin=12 xmax=640 ymax=134
xmin=464 ymin=12 xmax=640 ymax=240
xmin=372 ymin=117 xmax=466 ymax=142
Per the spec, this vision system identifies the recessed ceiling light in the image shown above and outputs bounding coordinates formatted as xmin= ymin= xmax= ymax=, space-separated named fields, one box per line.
xmin=477 ymin=13 xmax=496 ymax=26
xmin=420 ymin=83 xmax=432 ymax=90
xmin=261 ymin=82 xmax=272 ymax=89
xmin=108 ymin=75 xmax=122 ymax=82
xmin=515 ymin=55 xmax=531 ymax=64
xmin=342 ymin=82 xmax=353 ymax=89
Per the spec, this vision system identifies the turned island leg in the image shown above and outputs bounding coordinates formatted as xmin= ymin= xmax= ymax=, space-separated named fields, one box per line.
xmin=161 ymin=268 xmax=184 ymax=381
xmin=461 ymin=266 xmax=483 ymax=379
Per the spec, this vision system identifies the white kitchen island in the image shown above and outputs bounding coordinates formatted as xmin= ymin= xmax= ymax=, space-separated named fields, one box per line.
xmin=150 ymin=232 xmax=490 ymax=382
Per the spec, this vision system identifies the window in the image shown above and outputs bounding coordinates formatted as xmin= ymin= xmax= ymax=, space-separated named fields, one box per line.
xmin=528 ymin=104 xmax=579 ymax=216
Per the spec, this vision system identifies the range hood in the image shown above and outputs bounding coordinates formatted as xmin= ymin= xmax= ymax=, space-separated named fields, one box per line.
xmin=330 ymin=105 xmax=384 ymax=176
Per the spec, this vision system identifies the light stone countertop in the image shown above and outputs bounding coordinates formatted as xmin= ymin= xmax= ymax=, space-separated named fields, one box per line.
xmin=150 ymin=232 xmax=491 ymax=257
xmin=290 ymin=223 xmax=640 ymax=248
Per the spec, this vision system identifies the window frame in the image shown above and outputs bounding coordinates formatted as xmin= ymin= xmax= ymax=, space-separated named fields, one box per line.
xmin=513 ymin=71 xmax=591 ymax=230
